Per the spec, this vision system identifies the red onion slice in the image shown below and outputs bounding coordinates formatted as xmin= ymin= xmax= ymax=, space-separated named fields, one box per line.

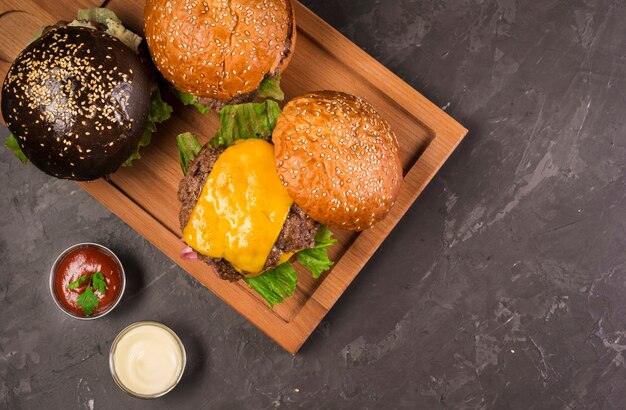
xmin=180 ymin=245 xmax=198 ymax=260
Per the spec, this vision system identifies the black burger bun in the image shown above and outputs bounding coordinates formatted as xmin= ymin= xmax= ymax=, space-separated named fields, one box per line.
xmin=1 ymin=25 xmax=153 ymax=180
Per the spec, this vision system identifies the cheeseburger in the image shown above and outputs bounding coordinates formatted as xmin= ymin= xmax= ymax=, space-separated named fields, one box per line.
xmin=177 ymin=91 xmax=402 ymax=304
xmin=273 ymin=91 xmax=403 ymax=231
xmin=144 ymin=0 xmax=296 ymax=112
xmin=1 ymin=8 xmax=172 ymax=181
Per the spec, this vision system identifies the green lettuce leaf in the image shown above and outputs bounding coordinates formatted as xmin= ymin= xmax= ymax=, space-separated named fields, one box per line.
xmin=5 ymin=135 xmax=28 ymax=164
xmin=177 ymin=132 xmax=202 ymax=176
xmin=123 ymin=89 xmax=173 ymax=166
xmin=73 ymin=9 xmax=141 ymax=52
xmin=176 ymin=90 xmax=210 ymax=114
xmin=32 ymin=9 xmax=127 ymax=45
xmin=77 ymin=8 xmax=122 ymax=24
xmin=148 ymin=89 xmax=173 ymax=123
xmin=30 ymin=26 xmax=45 ymax=43
xmin=211 ymin=100 xmax=281 ymax=147
xmin=258 ymin=76 xmax=285 ymax=101
xmin=102 ymin=18 xmax=141 ymax=53
xmin=242 ymin=226 xmax=336 ymax=307
xmin=295 ymin=226 xmax=337 ymax=278
xmin=244 ymin=262 xmax=298 ymax=309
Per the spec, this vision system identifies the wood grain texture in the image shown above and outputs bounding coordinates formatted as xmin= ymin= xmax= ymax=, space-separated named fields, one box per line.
xmin=0 ymin=0 xmax=467 ymax=353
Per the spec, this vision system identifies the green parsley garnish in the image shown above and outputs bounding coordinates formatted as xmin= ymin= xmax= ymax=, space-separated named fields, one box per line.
xmin=67 ymin=271 xmax=107 ymax=316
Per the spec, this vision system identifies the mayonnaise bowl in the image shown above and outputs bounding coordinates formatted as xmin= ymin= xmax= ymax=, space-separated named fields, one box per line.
xmin=109 ymin=321 xmax=186 ymax=398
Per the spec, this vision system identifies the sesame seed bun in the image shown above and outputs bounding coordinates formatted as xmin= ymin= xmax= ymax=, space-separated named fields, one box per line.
xmin=272 ymin=91 xmax=403 ymax=231
xmin=1 ymin=25 xmax=153 ymax=181
xmin=144 ymin=0 xmax=296 ymax=101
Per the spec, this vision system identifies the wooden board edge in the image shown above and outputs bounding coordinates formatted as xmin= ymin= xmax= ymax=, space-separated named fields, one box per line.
xmin=77 ymin=179 xmax=306 ymax=354
xmin=288 ymin=126 xmax=468 ymax=352
xmin=0 ymin=0 xmax=471 ymax=355
xmin=293 ymin=1 xmax=468 ymax=140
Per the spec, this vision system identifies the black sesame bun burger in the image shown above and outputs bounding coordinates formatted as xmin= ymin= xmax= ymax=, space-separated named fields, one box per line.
xmin=144 ymin=0 xmax=296 ymax=112
xmin=273 ymin=91 xmax=403 ymax=231
xmin=1 ymin=8 xmax=172 ymax=181
xmin=175 ymin=91 xmax=401 ymax=307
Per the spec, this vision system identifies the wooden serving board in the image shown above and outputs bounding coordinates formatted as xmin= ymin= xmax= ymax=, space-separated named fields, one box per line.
xmin=0 ymin=0 xmax=467 ymax=353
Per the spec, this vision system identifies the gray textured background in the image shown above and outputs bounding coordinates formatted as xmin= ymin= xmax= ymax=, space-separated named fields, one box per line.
xmin=2 ymin=0 xmax=626 ymax=408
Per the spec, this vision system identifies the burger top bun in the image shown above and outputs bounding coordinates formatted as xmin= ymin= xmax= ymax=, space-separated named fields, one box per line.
xmin=144 ymin=0 xmax=295 ymax=100
xmin=1 ymin=26 xmax=153 ymax=181
xmin=272 ymin=91 xmax=403 ymax=231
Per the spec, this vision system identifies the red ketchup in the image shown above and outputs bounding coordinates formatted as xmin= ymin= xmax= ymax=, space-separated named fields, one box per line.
xmin=53 ymin=245 xmax=123 ymax=316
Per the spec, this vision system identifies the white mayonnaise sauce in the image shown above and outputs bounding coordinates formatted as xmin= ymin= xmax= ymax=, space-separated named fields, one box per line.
xmin=112 ymin=323 xmax=184 ymax=396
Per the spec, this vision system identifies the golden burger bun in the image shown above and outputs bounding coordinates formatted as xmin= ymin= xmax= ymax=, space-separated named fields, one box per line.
xmin=144 ymin=0 xmax=295 ymax=100
xmin=272 ymin=91 xmax=403 ymax=231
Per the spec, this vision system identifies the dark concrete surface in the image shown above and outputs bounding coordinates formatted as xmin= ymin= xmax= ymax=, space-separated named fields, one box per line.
xmin=2 ymin=0 xmax=626 ymax=408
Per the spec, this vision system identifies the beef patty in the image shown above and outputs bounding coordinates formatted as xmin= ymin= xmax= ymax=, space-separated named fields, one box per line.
xmin=178 ymin=142 xmax=320 ymax=281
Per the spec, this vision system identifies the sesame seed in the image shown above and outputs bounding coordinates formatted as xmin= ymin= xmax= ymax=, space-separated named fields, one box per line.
xmin=144 ymin=0 xmax=293 ymax=98
xmin=273 ymin=91 xmax=402 ymax=230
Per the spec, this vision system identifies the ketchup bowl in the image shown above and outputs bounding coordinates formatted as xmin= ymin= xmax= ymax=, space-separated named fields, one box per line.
xmin=49 ymin=243 xmax=126 ymax=320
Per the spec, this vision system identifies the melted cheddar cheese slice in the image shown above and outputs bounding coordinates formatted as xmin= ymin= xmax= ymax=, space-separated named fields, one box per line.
xmin=183 ymin=139 xmax=293 ymax=275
